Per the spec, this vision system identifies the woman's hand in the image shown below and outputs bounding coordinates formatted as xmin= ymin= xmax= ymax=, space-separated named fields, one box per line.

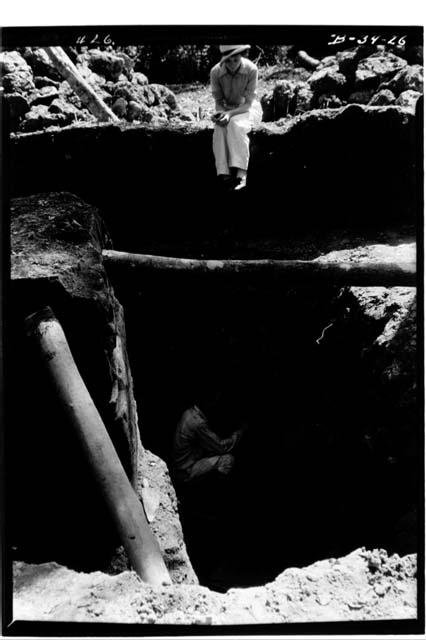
xmin=214 ymin=112 xmax=231 ymax=127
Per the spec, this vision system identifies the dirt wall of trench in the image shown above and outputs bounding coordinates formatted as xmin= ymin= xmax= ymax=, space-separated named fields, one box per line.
xmin=8 ymin=192 xmax=197 ymax=583
xmin=7 ymin=104 xmax=420 ymax=254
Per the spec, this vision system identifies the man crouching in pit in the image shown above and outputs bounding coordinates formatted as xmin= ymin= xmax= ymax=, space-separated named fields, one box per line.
xmin=210 ymin=44 xmax=262 ymax=191
xmin=171 ymin=388 xmax=247 ymax=486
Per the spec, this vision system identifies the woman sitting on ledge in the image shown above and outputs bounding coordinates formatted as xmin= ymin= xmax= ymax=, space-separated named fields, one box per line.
xmin=210 ymin=44 xmax=263 ymax=191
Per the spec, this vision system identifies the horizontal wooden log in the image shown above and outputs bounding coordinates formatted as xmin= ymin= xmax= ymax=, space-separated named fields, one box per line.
xmin=25 ymin=307 xmax=171 ymax=586
xmin=102 ymin=250 xmax=416 ymax=287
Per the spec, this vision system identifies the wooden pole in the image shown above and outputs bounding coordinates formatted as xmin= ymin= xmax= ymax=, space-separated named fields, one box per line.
xmin=296 ymin=50 xmax=321 ymax=70
xmin=25 ymin=307 xmax=171 ymax=586
xmin=102 ymin=250 xmax=416 ymax=287
xmin=43 ymin=46 xmax=119 ymax=122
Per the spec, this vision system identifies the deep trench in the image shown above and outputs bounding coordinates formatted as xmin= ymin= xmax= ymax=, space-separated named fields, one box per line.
xmin=8 ymin=111 xmax=420 ymax=590
xmin=116 ymin=275 xmax=417 ymax=591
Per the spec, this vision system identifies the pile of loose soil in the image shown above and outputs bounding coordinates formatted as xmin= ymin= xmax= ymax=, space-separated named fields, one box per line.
xmin=13 ymin=548 xmax=416 ymax=624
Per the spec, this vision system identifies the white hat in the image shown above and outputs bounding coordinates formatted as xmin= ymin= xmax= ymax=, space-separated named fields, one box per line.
xmin=219 ymin=44 xmax=250 ymax=64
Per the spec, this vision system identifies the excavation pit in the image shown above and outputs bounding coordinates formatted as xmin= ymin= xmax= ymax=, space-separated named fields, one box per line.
xmin=7 ymin=105 xmax=420 ymax=622
xmin=113 ymin=263 xmax=417 ymax=592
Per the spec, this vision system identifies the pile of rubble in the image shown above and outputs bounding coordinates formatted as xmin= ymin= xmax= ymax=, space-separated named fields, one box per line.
xmin=2 ymin=44 xmax=423 ymax=133
xmin=261 ymin=45 xmax=423 ymax=121
xmin=13 ymin=548 xmax=417 ymax=624
xmin=1 ymin=47 xmax=195 ymax=133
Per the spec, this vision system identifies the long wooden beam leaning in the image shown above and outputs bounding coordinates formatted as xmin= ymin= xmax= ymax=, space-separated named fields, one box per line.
xmin=44 ymin=47 xmax=119 ymax=122
xmin=102 ymin=250 xmax=416 ymax=287
xmin=25 ymin=307 xmax=171 ymax=586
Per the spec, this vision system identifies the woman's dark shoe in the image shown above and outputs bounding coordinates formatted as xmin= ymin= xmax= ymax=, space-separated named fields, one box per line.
xmin=218 ymin=175 xmax=233 ymax=191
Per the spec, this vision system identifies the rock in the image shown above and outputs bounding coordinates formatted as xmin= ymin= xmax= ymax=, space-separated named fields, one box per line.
xmin=294 ymin=83 xmax=314 ymax=114
xmin=127 ymin=100 xmax=154 ymax=122
xmin=395 ymin=90 xmax=422 ymax=113
xmin=20 ymin=104 xmax=71 ymax=131
xmin=317 ymin=93 xmax=343 ymax=108
xmin=150 ymin=115 xmax=169 ymax=126
xmin=368 ymin=89 xmax=396 ymax=106
xmin=138 ymin=85 xmax=158 ymax=107
xmin=29 ymin=86 xmax=59 ymax=106
xmin=2 ymin=71 xmax=35 ymax=94
xmin=261 ymin=80 xmax=313 ymax=121
xmin=396 ymin=89 xmax=422 ymax=113
xmin=308 ymin=66 xmax=347 ymax=97
xmin=173 ymin=109 xmax=196 ymax=123
xmin=336 ymin=45 xmax=378 ymax=78
xmin=89 ymin=72 xmax=107 ymax=87
xmin=48 ymin=98 xmax=80 ymax=121
xmin=355 ymin=52 xmax=407 ymax=90
xmin=78 ymin=49 xmax=134 ymax=82
xmin=55 ymin=81 xmax=86 ymax=110
xmin=112 ymin=97 xmax=128 ymax=118
xmin=126 ymin=100 xmax=142 ymax=121
xmin=132 ymin=72 xmax=149 ymax=86
xmin=140 ymin=486 xmax=160 ymax=523
xmin=156 ymin=104 xmax=171 ymax=118
xmin=271 ymin=80 xmax=297 ymax=117
xmin=383 ymin=64 xmax=423 ymax=97
xmin=368 ymin=550 xmax=382 ymax=570
xmin=111 ymin=81 xmax=177 ymax=114
xmin=115 ymin=52 xmax=134 ymax=78
xmin=337 ymin=49 xmax=361 ymax=77
xmin=149 ymin=84 xmax=177 ymax=109
xmin=348 ymin=89 xmax=376 ymax=105
xmin=319 ymin=55 xmax=337 ymax=68
xmin=34 ymin=76 xmax=61 ymax=89
xmin=4 ymin=92 xmax=30 ymax=119
xmin=110 ymin=80 xmax=149 ymax=105
xmin=374 ymin=583 xmax=388 ymax=596
xmin=22 ymin=47 xmax=61 ymax=80
xmin=0 ymin=50 xmax=32 ymax=75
